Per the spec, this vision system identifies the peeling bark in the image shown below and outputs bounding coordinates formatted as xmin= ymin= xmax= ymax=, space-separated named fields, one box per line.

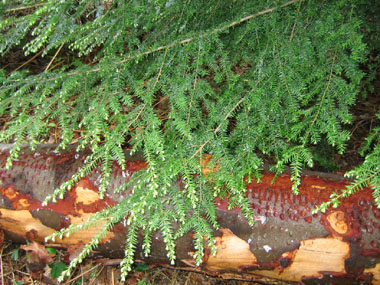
xmin=0 ymin=145 xmax=379 ymax=283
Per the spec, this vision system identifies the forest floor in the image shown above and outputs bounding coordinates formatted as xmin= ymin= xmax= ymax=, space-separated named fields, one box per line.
xmin=1 ymin=241 xmax=260 ymax=285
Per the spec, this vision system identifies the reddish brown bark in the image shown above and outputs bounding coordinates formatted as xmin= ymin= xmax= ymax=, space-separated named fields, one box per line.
xmin=0 ymin=145 xmax=379 ymax=283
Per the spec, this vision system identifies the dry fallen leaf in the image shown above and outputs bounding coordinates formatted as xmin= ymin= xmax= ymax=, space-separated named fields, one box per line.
xmin=21 ymin=241 xmax=54 ymax=264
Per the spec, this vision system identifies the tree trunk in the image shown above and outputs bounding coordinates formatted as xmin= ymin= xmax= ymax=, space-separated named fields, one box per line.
xmin=0 ymin=145 xmax=379 ymax=283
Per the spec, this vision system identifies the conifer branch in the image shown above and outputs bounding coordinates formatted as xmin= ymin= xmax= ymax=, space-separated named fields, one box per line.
xmin=118 ymin=0 xmax=301 ymax=64
xmin=191 ymin=97 xmax=245 ymax=159
xmin=303 ymin=49 xmax=338 ymax=145
xmin=23 ymin=0 xmax=301 ymax=83
xmin=107 ymin=0 xmax=301 ymax=66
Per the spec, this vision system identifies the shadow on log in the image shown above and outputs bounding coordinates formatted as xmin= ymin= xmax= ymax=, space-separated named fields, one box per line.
xmin=0 ymin=145 xmax=379 ymax=284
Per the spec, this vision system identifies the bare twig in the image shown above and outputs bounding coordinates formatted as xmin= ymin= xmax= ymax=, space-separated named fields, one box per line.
xmin=0 ymin=243 xmax=4 ymax=285
xmin=289 ymin=0 xmax=302 ymax=41
xmin=64 ymin=263 xmax=101 ymax=284
xmin=152 ymin=96 xmax=168 ymax=108
xmin=45 ymin=42 xmax=65 ymax=72
xmin=290 ymin=21 xmax=297 ymax=41
xmin=186 ymin=44 xmax=202 ymax=127
xmin=88 ymin=264 xmax=104 ymax=285
xmin=4 ymin=3 xmax=46 ymax=13
xmin=11 ymin=49 xmax=43 ymax=73
xmin=152 ymin=48 xmax=169 ymax=90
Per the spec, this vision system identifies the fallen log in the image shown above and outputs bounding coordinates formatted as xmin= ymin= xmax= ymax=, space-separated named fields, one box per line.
xmin=0 ymin=145 xmax=379 ymax=284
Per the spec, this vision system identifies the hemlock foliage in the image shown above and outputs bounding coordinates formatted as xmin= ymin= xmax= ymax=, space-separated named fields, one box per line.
xmin=0 ymin=0 xmax=379 ymax=281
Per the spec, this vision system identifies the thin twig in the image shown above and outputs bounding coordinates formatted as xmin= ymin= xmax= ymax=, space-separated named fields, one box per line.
xmin=290 ymin=20 xmax=297 ymax=42
xmin=11 ymin=49 xmax=43 ymax=73
xmin=45 ymin=42 xmax=65 ymax=72
xmin=152 ymin=96 xmax=168 ymax=108
xmin=4 ymin=3 xmax=46 ymax=13
xmin=48 ymin=61 xmax=63 ymax=71
xmin=152 ymin=48 xmax=169 ymax=90
xmin=13 ymin=269 xmax=30 ymax=276
xmin=0 ymin=244 xmax=4 ymax=285
xmin=89 ymin=264 xmax=104 ymax=285
xmin=64 ymin=263 xmax=101 ymax=284
xmin=6 ymin=254 xmax=16 ymax=282
xmin=186 ymin=44 xmax=201 ymax=127
xmin=289 ymin=0 xmax=302 ymax=41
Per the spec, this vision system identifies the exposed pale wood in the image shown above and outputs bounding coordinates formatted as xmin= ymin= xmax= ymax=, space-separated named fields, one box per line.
xmin=200 ymin=154 xmax=219 ymax=175
xmin=327 ymin=210 xmax=348 ymax=235
xmin=0 ymin=209 xmax=56 ymax=243
xmin=253 ymin=237 xmax=349 ymax=282
xmin=75 ymin=186 xmax=101 ymax=205
xmin=365 ymin=263 xmax=380 ymax=284
xmin=183 ymin=228 xmax=257 ymax=271
xmin=0 ymin=183 xmax=114 ymax=245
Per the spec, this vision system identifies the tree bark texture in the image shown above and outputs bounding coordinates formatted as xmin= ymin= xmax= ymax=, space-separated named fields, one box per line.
xmin=0 ymin=145 xmax=379 ymax=284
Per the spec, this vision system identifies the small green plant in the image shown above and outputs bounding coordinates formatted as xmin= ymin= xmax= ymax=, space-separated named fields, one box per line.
xmin=138 ymin=280 xmax=152 ymax=285
xmin=10 ymin=248 xmax=20 ymax=261
xmin=45 ymin=247 xmax=68 ymax=279
xmin=135 ymin=263 xmax=151 ymax=272
xmin=0 ymin=0 xmax=379 ymax=282
xmin=49 ymin=261 xmax=68 ymax=279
